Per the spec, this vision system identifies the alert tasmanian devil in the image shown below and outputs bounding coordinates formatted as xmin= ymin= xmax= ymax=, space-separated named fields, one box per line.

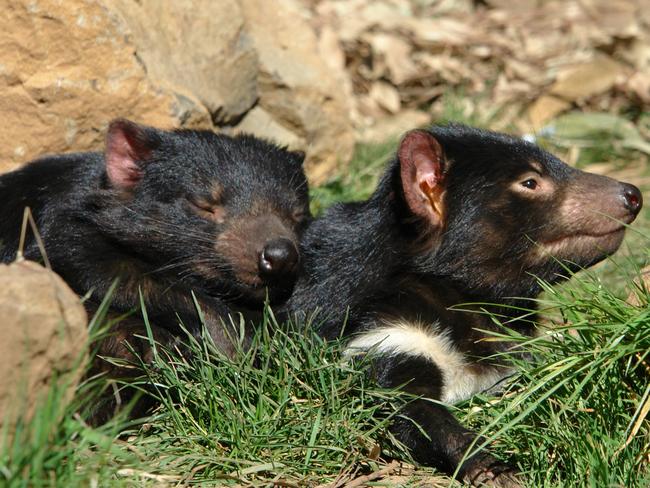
xmin=0 ymin=119 xmax=311 ymax=357
xmin=284 ymin=125 xmax=642 ymax=486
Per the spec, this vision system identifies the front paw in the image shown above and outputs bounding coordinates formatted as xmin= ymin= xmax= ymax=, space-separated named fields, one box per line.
xmin=462 ymin=456 xmax=524 ymax=487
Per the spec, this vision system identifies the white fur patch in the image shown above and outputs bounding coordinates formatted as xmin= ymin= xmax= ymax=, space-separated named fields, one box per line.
xmin=345 ymin=319 xmax=511 ymax=404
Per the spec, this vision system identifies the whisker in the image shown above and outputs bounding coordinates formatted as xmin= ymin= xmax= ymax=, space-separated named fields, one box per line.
xmin=114 ymin=204 xmax=218 ymax=243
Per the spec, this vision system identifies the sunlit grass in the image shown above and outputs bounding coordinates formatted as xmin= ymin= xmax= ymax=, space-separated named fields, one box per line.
xmin=458 ymin=265 xmax=650 ymax=487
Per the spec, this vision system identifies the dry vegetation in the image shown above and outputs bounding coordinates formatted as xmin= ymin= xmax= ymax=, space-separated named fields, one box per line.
xmin=306 ymin=0 xmax=648 ymax=139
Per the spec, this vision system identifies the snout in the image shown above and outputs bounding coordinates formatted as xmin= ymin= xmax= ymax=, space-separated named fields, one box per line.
xmin=620 ymin=182 xmax=643 ymax=218
xmin=258 ymin=238 xmax=299 ymax=280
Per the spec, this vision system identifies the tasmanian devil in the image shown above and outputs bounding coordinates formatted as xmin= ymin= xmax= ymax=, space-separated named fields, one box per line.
xmin=284 ymin=125 xmax=642 ymax=486
xmin=0 ymin=119 xmax=311 ymax=355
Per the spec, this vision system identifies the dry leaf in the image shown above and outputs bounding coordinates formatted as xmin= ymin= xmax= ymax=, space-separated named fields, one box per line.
xmin=585 ymin=0 xmax=640 ymax=38
xmin=405 ymin=17 xmax=473 ymax=47
xmin=369 ymin=81 xmax=402 ymax=114
xmin=626 ymin=265 xmax=650 ymax=306
xmin=308 ymin=0 xmax=647 ymax=134
xmin=624 ymin=71 xmax=650 ymax=103
xmin=368 ymin=33 xmax=418 ymax=85
xmin=528 ymin=95 xmax=572 ymax=130
xmin=550 ymin=56 xmax=627 ymax=102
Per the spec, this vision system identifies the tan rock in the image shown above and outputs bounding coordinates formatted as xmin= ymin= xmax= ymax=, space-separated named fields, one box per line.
xmin=0 ymin=0 xmax=210 ymax=175
xmin=316 ymin=25 xmax=356 ymax=110
xmin=234 ymin=106 xmax=305 ymax=151
xmin=108 ymin=0 xmax=258 ymax=124
xmin=0 ymin=261 xmax=88 ymax=434
xmin=240 ymin=0 xmax=355 ymax=184
xmin=359 ymin=109 xmax=431 ymax=143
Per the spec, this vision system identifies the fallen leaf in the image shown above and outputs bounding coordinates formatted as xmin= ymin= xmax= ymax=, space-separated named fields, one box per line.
xmin=584 ymin=0 xmax=640 ymax=39
xmin=369 ymin=81 xmax=401 ymax=114
xmin=550 ymin=56 xmax=627 ymax=102
xmin=528 ymin=95 xmax=571 ymax=129
xmin=368 ymin=33 xmax=418 ymax=85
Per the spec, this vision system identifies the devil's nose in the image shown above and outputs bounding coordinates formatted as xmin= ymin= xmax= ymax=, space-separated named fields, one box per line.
xmin=259 ymin=238 xmax=299 ymax=278
xmin=621 ymin=183 xmax=643 ymax=215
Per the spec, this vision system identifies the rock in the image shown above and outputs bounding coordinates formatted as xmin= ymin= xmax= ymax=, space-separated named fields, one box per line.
xmin=359 ymin=109 xmax=430 ymax=143
xmin=0 ymin=0 xmax=210 ymax=175
xmin=110 ymin=0 xmax=356 ymax=182
xmin=240 ymin=0 xmax=355 ymax=184
xmin=108 ymin=0 xmax=259 ymax=125
xmin=0 ymin=261 xmax=88 ymax=435
xmin=234 ymin=106 xmax=305 ymax=151
xmin=1 ymin=0 xmax=355 ymax=184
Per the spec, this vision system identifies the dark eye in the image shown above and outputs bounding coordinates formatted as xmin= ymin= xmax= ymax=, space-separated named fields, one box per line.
xmin=521 ymin=178 xmax=538 ymax=190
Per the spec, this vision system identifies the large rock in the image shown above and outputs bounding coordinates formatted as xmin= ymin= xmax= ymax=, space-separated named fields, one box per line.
xmin=0 ymin=0 xmax=210 ymax=175
xmin=239 ymin=0 xmax=356 ymax=184
xmin=0 ymin=0 xmax=355 ymax=184
xmin=0 ymin=261 xmax=88 ymax=434
xmin=108 ymin=0 xmax=259 ymax=125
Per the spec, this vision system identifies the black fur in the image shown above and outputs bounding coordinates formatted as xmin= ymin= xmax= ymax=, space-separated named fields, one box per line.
xmin=285 ymin=124 xmax=642 ymax=486
xmin=0 ymin=120 xmax=311 ymax=351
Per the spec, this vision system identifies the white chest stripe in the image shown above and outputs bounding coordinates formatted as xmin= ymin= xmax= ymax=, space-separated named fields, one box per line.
xmin=345 ymin=320 xmax=510 ymax=404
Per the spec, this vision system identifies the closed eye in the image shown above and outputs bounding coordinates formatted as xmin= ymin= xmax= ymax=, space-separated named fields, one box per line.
xmin=188 ymin=198 xmax=226 ymax=224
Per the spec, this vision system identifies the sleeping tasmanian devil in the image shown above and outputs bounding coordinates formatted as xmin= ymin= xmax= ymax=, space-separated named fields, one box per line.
xmin=285 ymin=125 xmax=642 ymax=486
xmin=0 ymin=119 xmax=311 ymax=356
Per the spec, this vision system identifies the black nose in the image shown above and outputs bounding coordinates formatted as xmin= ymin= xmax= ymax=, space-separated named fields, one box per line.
xmin=259 ymin=238 xmax=299 ymax=279
xmin=621 ymin=183 xmax=643 ymax=215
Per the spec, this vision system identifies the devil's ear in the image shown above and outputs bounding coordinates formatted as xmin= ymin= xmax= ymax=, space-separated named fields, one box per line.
xmin=105 ymin=119 xmax=160 ymax=190
xmin=398 ymin=129 xmax=446 ymax=228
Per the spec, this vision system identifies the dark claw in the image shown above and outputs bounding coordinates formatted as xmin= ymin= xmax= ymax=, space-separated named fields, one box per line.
xmin=462 ymin=457 xmax=524 ymax=487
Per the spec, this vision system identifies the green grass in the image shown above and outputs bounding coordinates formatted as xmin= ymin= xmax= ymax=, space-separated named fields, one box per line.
xmin=4 ymin=256 xmax=647 ymax=487
xmin=0 ymin=305 xmax=419 ymax=487
xmin=2 ymin=106 xmax=649 ymax=486
xmin=126 ymin=313 xmax=415 ymax=485
xmin=458 ymin=267 xmax=650 ymax=487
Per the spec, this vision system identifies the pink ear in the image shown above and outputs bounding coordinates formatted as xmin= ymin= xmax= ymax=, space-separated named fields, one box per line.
xmin=398 ymin=130 xmax=446 ymax=227
xmin=105 ymin=119 xmax=154 ymax=190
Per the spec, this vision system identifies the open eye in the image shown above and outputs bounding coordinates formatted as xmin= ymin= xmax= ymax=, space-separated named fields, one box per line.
xmin=521 ymin=178 xmax=538 ymax=190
